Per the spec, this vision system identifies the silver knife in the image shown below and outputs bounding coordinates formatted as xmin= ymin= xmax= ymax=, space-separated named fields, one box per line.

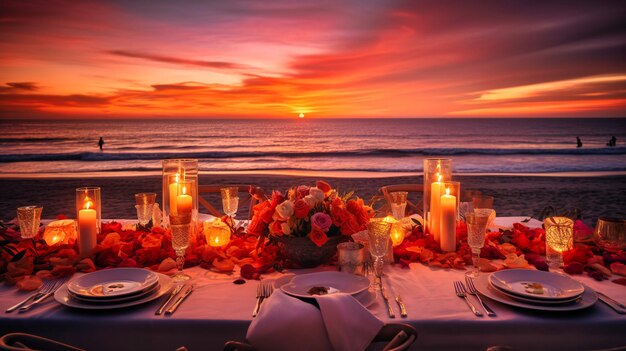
xmin=395 ymin=295 xmax=407 ymax=318
xmin=596 ymin=292 xmax=626 ymax=310
xmin=165 ymin=284 xmax=194 ymax=315
xmin=6 ymin=292 xmax=42 ymax=313
xmin=156 ymin=284 xmax=184 ymax=315
xmin=598 ymin=295 xmax=626 ymax=314
xmin=379 ymin=279 xmax=395 ymax=318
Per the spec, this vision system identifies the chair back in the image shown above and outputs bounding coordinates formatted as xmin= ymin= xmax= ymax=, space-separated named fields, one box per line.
xmin=379 ymin=184 xmax=424 ymax=217
xmin=198 ymin=185 xmax=260 ymax=220
xmin=0 ymin=333 xmax=85 ymax=351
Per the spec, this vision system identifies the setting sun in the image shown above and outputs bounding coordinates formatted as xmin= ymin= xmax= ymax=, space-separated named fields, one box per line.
xmin=298 ymin=113 xmax=305 ymax=118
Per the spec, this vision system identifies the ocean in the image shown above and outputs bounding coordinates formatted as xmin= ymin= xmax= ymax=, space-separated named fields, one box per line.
xmin=0 ymin=118 xmax=625 ymax=177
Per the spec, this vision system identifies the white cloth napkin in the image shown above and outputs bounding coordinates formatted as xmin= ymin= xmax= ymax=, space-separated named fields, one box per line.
xmin=247 ymin=291 xmax=383 ymax=351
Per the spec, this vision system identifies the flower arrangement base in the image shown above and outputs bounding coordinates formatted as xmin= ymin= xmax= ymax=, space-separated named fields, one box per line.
xmin=275 ymin=235 xmax=344 ymax=268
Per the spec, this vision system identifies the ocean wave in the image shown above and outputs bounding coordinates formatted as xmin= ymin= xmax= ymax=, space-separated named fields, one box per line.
xmin=1 ymin=147 xmax=625 ymax=162
xmin=0 ymin=137 xmax=71 ymax=143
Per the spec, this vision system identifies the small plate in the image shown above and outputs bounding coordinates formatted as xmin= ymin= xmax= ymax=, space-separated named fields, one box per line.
xmin=474 ymin=274 xmax=596 ymax=312
xmin=68 ymin=268 xmax=159 ymax=298
xmin=274 ymin=273 xmax=375 ymax=308
xmin=489 ymin=283 xmax=580 ymax=305
xmin=280 ymin=271 xmax=370 ymax=299
xmin=55 ymin=273 xmax=173 ymax=310
xmin=489 ymin=269 xmax=584 ymax=300
xmin=68 ymin=281 xmax=160 ymax=304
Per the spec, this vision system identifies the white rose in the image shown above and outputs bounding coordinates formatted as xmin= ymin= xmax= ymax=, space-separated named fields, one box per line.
xmin=303 ymin=195 xmax=317 ymax=207
xmin=275 ymin=200 xmax=294 ymax=220
xmin=281 ymin=222 xmax=292 ymax=235
xmin=309 ymin=187 xmax=325 ymax=202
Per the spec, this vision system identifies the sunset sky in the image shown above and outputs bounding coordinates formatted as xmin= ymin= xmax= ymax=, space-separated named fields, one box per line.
xmin=1 ymin=0 xmax=625 ymax=119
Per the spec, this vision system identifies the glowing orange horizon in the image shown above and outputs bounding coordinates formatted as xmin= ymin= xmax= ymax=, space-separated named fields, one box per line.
xmin=1 ymin=1 xmax=625 ymax=119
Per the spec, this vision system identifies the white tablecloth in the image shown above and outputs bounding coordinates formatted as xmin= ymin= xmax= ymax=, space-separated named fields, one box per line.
xmin=1 ymin=218 xmax=625 ymax=350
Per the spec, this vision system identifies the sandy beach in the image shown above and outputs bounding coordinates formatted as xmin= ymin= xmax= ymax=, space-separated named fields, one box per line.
xmin=1 ymin=173 xmax=624 ymax=226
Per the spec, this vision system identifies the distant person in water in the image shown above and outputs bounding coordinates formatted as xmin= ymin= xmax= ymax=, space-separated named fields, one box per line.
xmin=576 ymin=136 xmax=582 ymax=148
xmin=98 ymin=137 xmax=104 ymax=151
xmin=607 ymin=136 xmax=616 ymax=147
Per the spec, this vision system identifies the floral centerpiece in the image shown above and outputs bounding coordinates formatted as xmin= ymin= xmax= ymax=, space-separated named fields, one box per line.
xmin=247 ymin=181 xmax=374 ymax=267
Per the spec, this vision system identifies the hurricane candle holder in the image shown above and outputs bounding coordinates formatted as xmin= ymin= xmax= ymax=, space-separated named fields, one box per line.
xmin=443 ymin=181 xmax=461 ymax=220
xmin=76 ymin=187 xmax=101 ymax=257
xmin=423 ymin=158 xmax=452 ymax=242
xmin=43 ymin=219 xmax=77 ymax=246
xmin=544 ymin=217 xmax=574 ymax=269
xmin=162 ymin=159 xmax=198 ymax=231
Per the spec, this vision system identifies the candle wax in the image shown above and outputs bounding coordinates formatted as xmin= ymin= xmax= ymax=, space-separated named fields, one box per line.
xmin=78 ymin=208 xmax=97 ymax=257
xmin=430 ymin=181 xmax=443 ymax=242
xmin=440 ymin=192 xmax=457 ymax=252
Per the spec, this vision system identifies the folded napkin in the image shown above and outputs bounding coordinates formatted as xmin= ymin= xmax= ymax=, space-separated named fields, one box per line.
xmin=247 ymin=291 xmax=383 ymax=351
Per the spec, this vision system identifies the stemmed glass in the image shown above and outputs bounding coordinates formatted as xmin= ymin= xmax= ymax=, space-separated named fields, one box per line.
xmin=465 ymin=209 xmax=495 ymax=278
xmin=220 ymin=187 xmax=239 ymax=219
xmin=473 ymin=195 xmax=496 ymax=226
xmin=135 ymin=193 xmax=156 ymax=227
xmin=170 ymin=214 xmax=191 ymax=282
xmin=389 ymin=192 xmax=408 ymax=220
xmin=367 ymin=219 xmax=392 ymax=289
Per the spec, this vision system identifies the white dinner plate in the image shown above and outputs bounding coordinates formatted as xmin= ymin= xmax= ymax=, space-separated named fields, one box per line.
xmin=68 ymin=281 xmax=160 ymax=304
xmin=474 ymin=274 xmax=596 ymax=312
xmin=68 ymin=268 xmax=159 ymax=298
xmin=280 ymin=271 xmax=371 ymax=299
xmin=489 ymin=269 xmax=584 ymax=300
xmin=274 ymin=273 xmax=375 ymax=308
xmin=56 ymin=273 xmax=173 ymax=310
xmin=489 ymin=283 xmax=580 ymax=305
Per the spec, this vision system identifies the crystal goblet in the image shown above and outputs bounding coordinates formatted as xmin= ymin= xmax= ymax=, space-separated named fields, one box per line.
xmin=170 ymin=213 xmax=192 ymax=282
xmin=465 ymin=209 xmax=494 ymax=278
xmin=367 ymin=219 xmax=392 ymax=289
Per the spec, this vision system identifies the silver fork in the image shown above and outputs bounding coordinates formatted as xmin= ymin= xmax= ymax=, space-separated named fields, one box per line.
xmin=252 ymin=281 xmax=274 ymax=317
xmin=19 ymin=277 xmax=68 ymax=313
xmin=454 ymin=281 xmax=482 ymax=317
xmin=465 ymin=277 xmax=496 ymax=317
xmin=6 ymin=280 xmax=55 ymax=313
xmin=252 ymin=282 xmax=264 ymax=317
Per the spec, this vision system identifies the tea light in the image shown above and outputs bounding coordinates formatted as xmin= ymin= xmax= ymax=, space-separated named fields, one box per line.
xmin=43 ymin=219 xmax=77 ymax=246
xmin=544 ymin=216 xmax=574 ymax=268
xmin=204 ymin=219 xmax=231 ymax=247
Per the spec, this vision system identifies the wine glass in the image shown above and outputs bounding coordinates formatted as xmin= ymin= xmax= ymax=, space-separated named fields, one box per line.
xmin=389 ymin=191 xmax=408 ymax=220
xmin=170 ymin=214 xmax=192 ymax=282
xmin=220 ymin=187 xmax=239 ymax=219
xmin=465 ymin=209 xmax=494 ymax=278
xmin=367 ymin=219 xmax=392 ymax=289
xmin=473 ymin=195 xmax=496 ymax=227
xmin=135 ymin=193 xmax=156 ymax=227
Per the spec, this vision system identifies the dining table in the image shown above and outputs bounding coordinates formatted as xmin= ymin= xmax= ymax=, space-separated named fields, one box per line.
xmin=1 ymin=217 xmax=625 ymax=351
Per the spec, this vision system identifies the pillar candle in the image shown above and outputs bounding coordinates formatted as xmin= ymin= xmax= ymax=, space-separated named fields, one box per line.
xmin=440 ymin=188 xmax=457 ymax=252
xmin=430 ymin=175 xmax=443 ymax=242
xmin=78 ymin=202 xmax=97 ymax=257
xmin=169 ymin=173 xmax=179 ymax=215
xmin=176 ymin=186 xmax=192 ymax=216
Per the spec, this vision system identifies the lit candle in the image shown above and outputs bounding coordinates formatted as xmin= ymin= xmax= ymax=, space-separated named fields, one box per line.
xmin=169 ymin=173 xmax=180 ymax=215
xmin=176 ymin=186 xmax=192 ymax=216
xmin=78 ymin=199 xmax=97 ymax=257
xmin=430 ymin=174 xmax=443 ymax=242
xmin=205 ymin=219 xmax=231 ymax=247
xmin=43 ymin=219 xmax=77 ymax=246
xmin=440 ymin=187 xmax=457 ymax=252
xmin=390 ymin=224 xmax=405 ymax=246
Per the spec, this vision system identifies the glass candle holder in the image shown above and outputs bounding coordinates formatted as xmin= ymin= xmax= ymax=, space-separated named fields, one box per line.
xmin=17 ymin=206 xmax=43 ymax=239
xmin=76 ymin=187 xmax=101 ymax=257
xmin=593 ymin=217 xmax=626 ymax=253
xmin=544 ymin=217 xmax=574 ymax=268
xmin=337 ymin=242 xmax=365 ymax=275
xmin=43 ymin=219 xmax=77 ymax=246
xmin=423 ymin=158 xmax=452 ymax=241
xmin=162 ymin=159 xmax=198 ymax=231
xmin=204 ymin=219 xmax=232 ymax=247
xmin=135 ymin=193 xmax=157 ymax=226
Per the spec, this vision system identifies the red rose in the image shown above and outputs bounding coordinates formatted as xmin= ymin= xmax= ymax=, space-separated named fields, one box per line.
xmin=260 ymin=207 xmax=274 ymax=224
xmin=247 ymin=217 xmax=265 ymax=236
xmin=316 ymin=180 xmax=332 ymax=194
xmin=340 ymin=215 xmax=361 ymax=235
xmin=269 ymin=221 xmax=284 ymax=236
xmin=309 ymin=226 xmax=329 ymax=247
xmin=294 ymin=199 xmax=311 ymax=219
xmin=330 ymin=198 xmax=347 ymax=226
xmin=270 ymin=191 xmax=285 ymax=208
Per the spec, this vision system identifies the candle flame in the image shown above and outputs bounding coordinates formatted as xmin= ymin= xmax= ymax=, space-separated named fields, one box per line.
xmin=383 ymin=215 xmax=396 ymax=223
xmin=437 ymin=174 xmax=442 ymax=182
xmin=182 ymin=186 xmax=187 ymax=195
xmin=446 ymin=187 xmax=450 ymax=195
xmin=84 ymin=200 xmax=93 ymax=209
xmin=175 ymin=173 xmax=180 ymax=183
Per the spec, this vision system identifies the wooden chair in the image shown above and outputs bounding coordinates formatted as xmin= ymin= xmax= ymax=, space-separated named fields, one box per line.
xmin=379 ymin=184 xmax=424 ymax=217
xmin=198 ymin=185 xmax=261 ymax=220
xmin=223 ymin=323 xmax=418 ymax=351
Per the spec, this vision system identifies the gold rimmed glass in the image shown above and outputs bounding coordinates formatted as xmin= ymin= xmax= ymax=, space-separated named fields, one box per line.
xmin=220 ymin=187 xmax=239 ymax=219
xmin=367 ymin=219 xmax=393 ymax=288
xmin=170 ymin=214 xmax=192 ymax=282
xmin=17 ymin=206 xmax=42 ymax=239
xmin=465 ymin=210 xmax=494 ymax=278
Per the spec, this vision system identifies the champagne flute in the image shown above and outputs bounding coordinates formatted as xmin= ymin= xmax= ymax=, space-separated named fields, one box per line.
xmin=367 ymin=219 xmax=392 ymax=289
xmin=220 ymin=187 xmax=239 ymax=219
xmin=170 ymin=214 xmax=191 ymax=282
xmin=465 ymin=210 xmax=494 ymax=278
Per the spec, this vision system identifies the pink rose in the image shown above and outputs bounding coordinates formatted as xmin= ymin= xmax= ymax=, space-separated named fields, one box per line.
xmin=311 ymin=212 xmax=332 ymax=232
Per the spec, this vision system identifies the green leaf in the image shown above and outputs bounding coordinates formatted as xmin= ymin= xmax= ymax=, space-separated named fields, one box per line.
xmin=10 ymin=249 xmax=27 ymax=262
